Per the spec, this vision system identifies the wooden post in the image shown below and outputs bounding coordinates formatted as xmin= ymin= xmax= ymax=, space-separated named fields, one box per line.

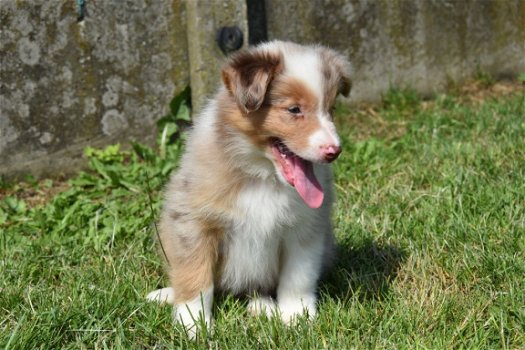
xmin=185 ymin=0 xmax=249 ymax=114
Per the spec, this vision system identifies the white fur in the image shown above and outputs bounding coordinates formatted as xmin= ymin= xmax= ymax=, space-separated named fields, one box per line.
xmin=219 ymin=176 xmax=315 ymax=294
xmin=220 ymin=161 xmax=332 ymax=321
xmin=146 ymin=287 xmax=175 ymax=305
xmin=319 ymin=114 xmax=340 ymax=146
xmin=277 ymin=227 xmax=325 ymax=323
xmin=247 ymin=296 xmax=278 ymax=317
xmin=174 ymin=287 xmax=214 ymax=339
xmin=307 ymin=114 xmax=340 ymax=160
xmin=284 ymin=51 xmax=324 ymax=100
xmin=258 ymin=41 xmax=324 ymax=109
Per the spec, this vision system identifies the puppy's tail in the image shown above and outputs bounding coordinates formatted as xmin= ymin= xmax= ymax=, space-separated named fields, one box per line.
xmin=146 ymin=287 xmax=175 ymax=305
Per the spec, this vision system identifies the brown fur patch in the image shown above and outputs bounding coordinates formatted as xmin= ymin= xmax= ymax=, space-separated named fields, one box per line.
xmin=186 ymin=154 xmax=248 ymax=216
xmin=217 ymin=75 xmax=322 ymax=156
xmin=167 ymin=221 xmax=223 ymax=303
xmin=222 ymin=49 xmax=283 ymax=113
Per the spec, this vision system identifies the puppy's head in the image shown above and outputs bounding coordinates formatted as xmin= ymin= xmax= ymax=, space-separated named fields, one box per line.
xmin=221 ymin=41 xmax=351 ymax=208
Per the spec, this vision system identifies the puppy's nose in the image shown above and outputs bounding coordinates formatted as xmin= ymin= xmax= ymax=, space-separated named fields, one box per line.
xmin=321 ymin=145 xmax=342 ymax=162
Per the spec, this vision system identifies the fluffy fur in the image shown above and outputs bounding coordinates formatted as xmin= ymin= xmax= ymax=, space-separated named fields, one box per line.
xmin=147 ymin=41 xmax=351 ymax=337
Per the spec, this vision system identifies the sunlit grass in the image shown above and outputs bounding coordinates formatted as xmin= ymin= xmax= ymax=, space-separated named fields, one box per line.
xmin=1 ymin=86 xmax=524 ymax=349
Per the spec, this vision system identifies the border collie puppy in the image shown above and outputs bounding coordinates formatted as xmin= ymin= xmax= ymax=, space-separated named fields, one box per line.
xmin=147 ymin=41 xmax=351 ymax=336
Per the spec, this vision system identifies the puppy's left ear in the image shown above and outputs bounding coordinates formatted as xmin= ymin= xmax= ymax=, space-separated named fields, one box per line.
xmin=222 ymin=49 xmax=283 ymax=113
xmin=321 ymin=48 xmax=352 ymax=97
xmin=338 ymin=71 xmax=352 ymax=97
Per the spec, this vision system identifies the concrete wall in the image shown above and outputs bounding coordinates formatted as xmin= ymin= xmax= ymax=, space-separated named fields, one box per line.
xmin=1 ymin=0 xmax=524 ymax=179
xmin=266 ymin=0 xmax=525 ymax=102
xmin=1 ymin=0 xmax=189 ymax=178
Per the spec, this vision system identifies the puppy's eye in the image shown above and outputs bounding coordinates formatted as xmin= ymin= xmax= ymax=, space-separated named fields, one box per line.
xmin=288 ymin=106 xmax=302 ymax=115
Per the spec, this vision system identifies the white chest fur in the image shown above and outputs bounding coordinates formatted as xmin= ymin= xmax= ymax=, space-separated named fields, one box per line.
xmin=219 ymin=178 xmax=304 ymax=294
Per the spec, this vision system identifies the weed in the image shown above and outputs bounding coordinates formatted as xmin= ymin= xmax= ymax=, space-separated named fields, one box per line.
xmin=475 ymin=69 xmax=495 ymax=88
xmin=381 ymin=88 xmax=421 ymax=115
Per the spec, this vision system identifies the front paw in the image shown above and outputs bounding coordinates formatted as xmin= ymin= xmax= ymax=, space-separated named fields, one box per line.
xmin=146 ymin=287 xmax=175 ymax=305
xmin=174 ymin=304 xmax=213 ymax=339
xmin=247 ymin=296 xmax=277 ymax=317
xmin=277 ymin=294 xmax=317 ymax=325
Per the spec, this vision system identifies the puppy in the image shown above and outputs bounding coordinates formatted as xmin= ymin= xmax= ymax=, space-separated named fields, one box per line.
xmin=147 ymin=41 xmax=351 ymax=336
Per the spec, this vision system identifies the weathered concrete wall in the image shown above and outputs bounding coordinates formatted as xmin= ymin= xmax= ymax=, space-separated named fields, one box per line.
xmin=0 ymin=0 xmax=189 ymax=178
xmin=1 ymin=0 xmax=524 ymax=179
xmin=266 ymin=0 xmax=525 ymax=102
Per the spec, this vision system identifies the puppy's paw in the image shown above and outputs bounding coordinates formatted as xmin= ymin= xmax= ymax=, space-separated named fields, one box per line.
xmin=247 ymin=296 xmax=277 ymax=317
xmin=173 ymin=288 xmax=214 ymax=340
xmin=277 ymin=294 xmax=317 ymax=325
xmin=146 ymin=287 xmax=175 ymax=305
xmin=174 ymin=303 xmax=213 ymax=339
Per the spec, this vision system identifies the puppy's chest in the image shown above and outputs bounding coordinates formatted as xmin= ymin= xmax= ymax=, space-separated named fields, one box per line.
xmin=233 ymin=179 xmax=301 ymax=233
xmin=218 ymin=180 xmax=302 ymax=293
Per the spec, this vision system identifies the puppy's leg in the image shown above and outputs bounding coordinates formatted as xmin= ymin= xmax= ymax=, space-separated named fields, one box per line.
xmin=276 ymin=229 xmax=326 ymax=324
xmin=160 ymin=214 xmax=220 ymax=338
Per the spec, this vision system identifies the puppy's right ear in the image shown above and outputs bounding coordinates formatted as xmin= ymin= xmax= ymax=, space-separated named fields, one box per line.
xmin=222 ymin=49 xmax=283 ymax=113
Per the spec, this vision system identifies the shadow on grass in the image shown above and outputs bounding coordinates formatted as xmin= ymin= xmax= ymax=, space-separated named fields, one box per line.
xmin=150 ymin=238 xmax=406 ymax=309
xmin=321 ymin=238 xmax=406 ymax=301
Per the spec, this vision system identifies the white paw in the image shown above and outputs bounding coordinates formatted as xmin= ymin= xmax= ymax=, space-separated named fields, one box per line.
xmin=277 ymin=294 xmax=317 ymax=325
xmin=146 ymin=287 xmax=175 ymax=305
xmin=173 ymin=287 xmax=214 ymax=339
xmin=247 ymin=296 xmax=277 ymax=317
xmin=174 ymin=304 xmax=213 ymax=339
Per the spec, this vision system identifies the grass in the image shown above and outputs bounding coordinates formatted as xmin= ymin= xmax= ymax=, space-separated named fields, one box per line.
xmin=1 ymin=82 xmax=524 ymax=349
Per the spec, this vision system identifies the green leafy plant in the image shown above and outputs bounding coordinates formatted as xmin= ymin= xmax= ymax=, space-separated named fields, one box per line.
xmin=84 ymin=144 xmax=126 ymax=163
xmin=157 ymin=86 xmax=192 ymax=159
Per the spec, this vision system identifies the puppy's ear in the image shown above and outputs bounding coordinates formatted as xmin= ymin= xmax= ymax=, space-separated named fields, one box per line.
xmin=222 ymin=49 xmax=283 ymax=113
xmin=320 ymin=48 xmax=352 ymax=97
xmin=338 ymin=73 xmax=352 ymax=97
xmin=332 ymin=53 xmax=352 ymax=98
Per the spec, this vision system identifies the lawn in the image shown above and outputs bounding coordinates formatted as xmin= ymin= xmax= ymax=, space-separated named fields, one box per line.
xmin=1 ymin=81 xmax=524 ymax=349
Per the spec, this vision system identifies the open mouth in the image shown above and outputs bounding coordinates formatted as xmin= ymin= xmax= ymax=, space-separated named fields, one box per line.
xmin=270 ymin=138 xmax=324 ymax=209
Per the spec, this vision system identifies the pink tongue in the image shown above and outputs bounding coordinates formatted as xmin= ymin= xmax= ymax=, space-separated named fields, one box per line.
xmin=291 ymin=157 xmax=324 ymax=208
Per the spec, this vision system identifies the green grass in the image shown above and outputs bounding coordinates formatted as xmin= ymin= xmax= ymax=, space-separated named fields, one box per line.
xmin=1 ymin=87 xmax=524 ymax=349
